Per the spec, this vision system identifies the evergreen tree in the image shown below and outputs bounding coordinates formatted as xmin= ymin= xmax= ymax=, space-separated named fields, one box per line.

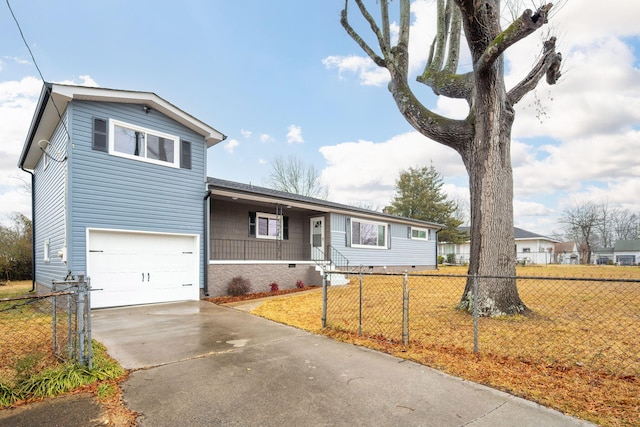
xmin=386 ymin=165 xmax=467 ymax=243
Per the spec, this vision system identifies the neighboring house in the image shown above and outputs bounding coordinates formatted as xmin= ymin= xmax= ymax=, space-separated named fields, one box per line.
xmin=206 ymin=178 xmax=442 ymax=296
xmin=553 ymin=241 xmax=580 ymax=264
xmin=592 ymin=247 xmax=615 ymax=265
xmin=439 ymin=227 xmax=559 ymax=265
xmin=593 ymin=239 xmax=640 ymax=265
xmin=19 ymin=83 xmax=442 ymax=308
xmin=612 ymin=239 xmax=640 ymax=265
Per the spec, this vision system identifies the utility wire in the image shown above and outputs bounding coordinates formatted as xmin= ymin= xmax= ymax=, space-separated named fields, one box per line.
xmin=6 ymin=0 xmax=71 ymax=144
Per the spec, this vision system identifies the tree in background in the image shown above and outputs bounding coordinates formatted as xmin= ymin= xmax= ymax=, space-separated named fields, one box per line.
xmin=0 ymin=213 xmax=32 ymax=282
xmin=341 ymin=1 xmax=561 ymax=315
xmin=266 ymin=155 xmax=328 ymax=199
xmin=386 ymin=165 xmax=467 ymax=243
xmin=560 ymin=202 xmax=601 ymax=265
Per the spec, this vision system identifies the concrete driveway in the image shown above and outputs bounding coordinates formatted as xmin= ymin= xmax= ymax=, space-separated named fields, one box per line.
xmin=91 ymin=301 xmax=592 ymax=427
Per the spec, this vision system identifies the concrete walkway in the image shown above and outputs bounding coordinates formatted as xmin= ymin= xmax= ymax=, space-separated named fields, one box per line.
xmin=87 ymin=300 xmax=592 ymax=427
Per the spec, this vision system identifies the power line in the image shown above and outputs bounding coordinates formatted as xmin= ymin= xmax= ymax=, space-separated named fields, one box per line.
xmin=5 ymin=0 xmax=47 ymax=83
xmin=6 ymin=0 xmax=71 ymax=143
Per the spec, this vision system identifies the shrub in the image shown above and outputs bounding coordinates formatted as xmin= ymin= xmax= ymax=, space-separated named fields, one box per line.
xmin=437 ymin=255 xmax=445 ymax=264
xmin=295 ymin=280 xmax=305 ymax=289
xmin=269 ymin=282 xmax=279 ymax=292
xmin=227 ymin=276 xmax=252 ymax=296
xmin=446 ymin=253 xmax=456 ymax=264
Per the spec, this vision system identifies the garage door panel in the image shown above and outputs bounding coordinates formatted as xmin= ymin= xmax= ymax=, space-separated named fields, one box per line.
xmin=88 ymin=230 xmax=199 ymax=308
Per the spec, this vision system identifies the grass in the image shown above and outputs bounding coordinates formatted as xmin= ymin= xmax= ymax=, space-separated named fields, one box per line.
xmin=0 ymin=340 xmax=125 ymax=407
xmin=0 ymin=280 xmax=32 ymax=299
xmin=1 ymin=281 xmax=136 ymax=425
xmin=252 ymin=265 xmax=640 ymax=427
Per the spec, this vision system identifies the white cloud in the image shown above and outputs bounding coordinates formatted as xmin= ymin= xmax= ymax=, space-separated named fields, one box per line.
xmin=258 ymin=159 xmax=266 ymax=165
xmin=259 ymin=133 xmax=274 ymax=143
xmin=223 ymin=139 xmax=239 ymax=154
xmin=240 ymin=129 xmax=252 ymax=138
xmin=322 ymin=55 xmax=389 ymax=87
xmin=0 ymin=76 xmax=42 ymax=192
xmin=56 ymin=75 xmax=99 ymax=87
xmin=286 ymin=124 xmax=304 ymax=144
xmin=0 ymin=75 xmax=99 ymax=221
xmin=320 ymin=132 xmax=465 ymax=208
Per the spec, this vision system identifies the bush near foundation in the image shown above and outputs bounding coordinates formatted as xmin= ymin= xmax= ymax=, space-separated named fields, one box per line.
xmin=227 ymin=276 xmax=252 ymax=296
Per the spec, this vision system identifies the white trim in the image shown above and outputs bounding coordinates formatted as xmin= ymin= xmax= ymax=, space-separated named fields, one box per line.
xmin=350 ymin=217 xmax=388 ymax=249
xmin=43 ymin=239 xmax=50 ymax=263
xmin=108 ymin=119 xmax=180 ymax=168
xmin=209 ymin=260 xmax=317 ymax=265
xmin=256 ymin=212 xmax=282 ymax=240
xmin=410 ymin=227 xmax=430 ymax=241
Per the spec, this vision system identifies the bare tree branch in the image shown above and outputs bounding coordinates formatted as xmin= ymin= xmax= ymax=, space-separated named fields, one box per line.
xmin=340 ymin=1 xmax=386 ymax=67
xmin=476 ymin=3 xmax=554 ymax=73
xmin=507 ymin=37 xmax=561 ymax=104
xmin=417 ymin=0 xmax=472 ymax=101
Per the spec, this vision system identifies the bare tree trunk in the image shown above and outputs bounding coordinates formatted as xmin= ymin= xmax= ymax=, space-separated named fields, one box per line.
xmin=457 ymin=55 xmax=526 ymax=315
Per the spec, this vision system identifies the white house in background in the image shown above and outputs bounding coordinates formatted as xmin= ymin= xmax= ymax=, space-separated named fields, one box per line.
xmin=553 ymin=241 xmax=580 ymax=264
xmin=439 ymin=227 xmax=559 ymax=265
xmin=593 ymin=239 xmax=640 ymax=265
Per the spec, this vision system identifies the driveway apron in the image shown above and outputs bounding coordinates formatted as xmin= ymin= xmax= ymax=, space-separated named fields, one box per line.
xmin=91 ymin=301 xmax=592 ymax=427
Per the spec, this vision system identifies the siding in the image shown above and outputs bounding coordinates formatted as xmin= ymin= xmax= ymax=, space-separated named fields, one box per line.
xmin=34 ymin=112 xmax=69 ymax=288
xmin=329 ymin=213 xmax=437 ymax=267
xmin=67 ymin=100 xmax=208 ymax=287
xmin=210 ymin=199 xmax=316 ymax=260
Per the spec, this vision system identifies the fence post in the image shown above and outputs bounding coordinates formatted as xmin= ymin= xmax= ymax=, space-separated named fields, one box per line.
xmin=86 ymin=276 xmax=93 ymax=369
xmin=321 ymin=272 xmax=327 ymax=328
xmin=473 ymin=273 xmax=479 ymax=354
xmin=51 ymin=280 xmax=58 ymax=357
xmin=77 ymin=272 xmax=86 ymax=366
xmin=402 ymin=271 xmax=409 ymax=346
xmin=358 ymin=271 xmax=363 ymax=336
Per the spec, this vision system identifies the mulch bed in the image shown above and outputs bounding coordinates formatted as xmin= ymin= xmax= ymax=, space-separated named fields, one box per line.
xmin=205 ymin=286 xmax=320 ymax=305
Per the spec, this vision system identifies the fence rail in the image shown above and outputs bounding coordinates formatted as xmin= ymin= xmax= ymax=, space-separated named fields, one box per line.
xmin=322 ymin=271 xmax=640 ymax=377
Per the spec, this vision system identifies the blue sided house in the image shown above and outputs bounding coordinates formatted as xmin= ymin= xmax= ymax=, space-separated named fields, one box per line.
xmin=19 ymin=83 xmax=441 ymax=308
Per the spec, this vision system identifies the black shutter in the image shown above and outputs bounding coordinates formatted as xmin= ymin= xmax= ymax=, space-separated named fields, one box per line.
xmin=180 ymin=140 xmax=192 ymax=169
xmin=249 ymin=212 xmax=256 ymax=237
xmin=92 ymin=118 xmax=108 ymax=152
xmin=346 ymin=218 xmax=351 ymax=247
xmin=283 ymin=216 xmax=289 ymax=240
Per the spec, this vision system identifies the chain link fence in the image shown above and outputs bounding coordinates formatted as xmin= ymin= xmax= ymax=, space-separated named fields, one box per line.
xmin=0 ymin=275 xmax=92 ymax=385
xmin=322 ymin=271 xmax=640 ymax=377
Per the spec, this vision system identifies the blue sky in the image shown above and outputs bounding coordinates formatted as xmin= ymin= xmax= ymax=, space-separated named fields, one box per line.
xmin=1 ymin=0 xmax=639 ymax=237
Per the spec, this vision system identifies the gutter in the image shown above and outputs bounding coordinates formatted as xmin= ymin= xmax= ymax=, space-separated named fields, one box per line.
xmin=19 ymin=165 xmax=36 ymax=292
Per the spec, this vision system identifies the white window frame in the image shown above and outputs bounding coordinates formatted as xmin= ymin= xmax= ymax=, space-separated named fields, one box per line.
xmin=43 ymin=239 xmax=50 ymax=263
xmin=410 ymin=227 xmax=430 ymax=241
xmin=351 ymin=218 xmax=388 ymax=249
xmin=108 ymin=119 xmax=180 ymax=168
xmin=256 ymin=212 xmax=282 ymax=240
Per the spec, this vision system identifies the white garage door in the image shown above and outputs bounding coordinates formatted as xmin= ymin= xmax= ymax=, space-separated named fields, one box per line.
xmin=88 ymin=229 xmax=199 ymax=308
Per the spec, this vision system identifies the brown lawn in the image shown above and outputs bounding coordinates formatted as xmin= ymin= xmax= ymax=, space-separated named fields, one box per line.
xmin=252 ymin=265 xmax=640 ymax=427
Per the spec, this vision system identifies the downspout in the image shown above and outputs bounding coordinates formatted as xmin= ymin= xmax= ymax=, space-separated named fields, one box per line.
xmin=20 ymin=165 xmax=36 ymax=292
xmin=203 ymin=190 xmax=212 ymax=296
